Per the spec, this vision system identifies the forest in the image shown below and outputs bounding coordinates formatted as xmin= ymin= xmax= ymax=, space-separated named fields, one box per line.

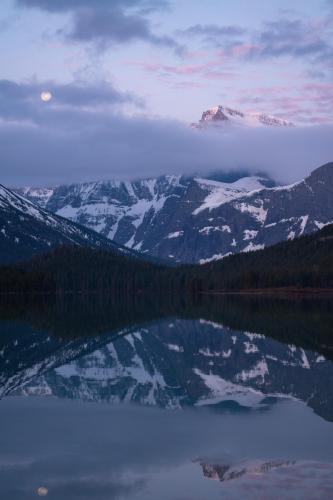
xmin=0 ymin=223 xmax=332 ymax=295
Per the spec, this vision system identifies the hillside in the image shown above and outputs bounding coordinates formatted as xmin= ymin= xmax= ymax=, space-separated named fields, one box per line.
xmin=0 ymin=244 xmax=172 ymax=295
xmin=0 ymin=224 xmax=332 ymax=294
xmin=0 ymin=184 xmax=139 ymax=264
xmin=192 ymin=223 xmax=333 ymax=291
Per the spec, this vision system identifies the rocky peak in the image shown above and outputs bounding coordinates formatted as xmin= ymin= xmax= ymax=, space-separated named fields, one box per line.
xmin=196 ymin=105 xmax=294 ymax=128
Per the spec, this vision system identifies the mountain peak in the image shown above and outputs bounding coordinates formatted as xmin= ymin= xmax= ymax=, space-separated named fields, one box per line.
xmin=193 ymin=105 xmax=294 ymax=129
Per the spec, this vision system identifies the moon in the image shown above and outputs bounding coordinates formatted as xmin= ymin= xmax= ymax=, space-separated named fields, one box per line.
xmin=40 ymin=91 xmax=52 ymax=102
xmin=37 ymin=487 xmax=48 ymax=496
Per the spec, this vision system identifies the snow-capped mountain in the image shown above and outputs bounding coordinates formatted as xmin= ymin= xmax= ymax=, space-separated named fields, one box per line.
xmin=193 ymin=105 xmax=294 ymax=128
xmin=0 ymin=324 xmax=108 ymax=398
xmin=0 ymin=184 xmax=137 ymax=264
xmin=3 ymin=317 xmax=333 ymax=420
xmin=199 ymin=459 xmax=296 ymax=483
xmin=17 ymin=163 xmax=333 ymax=264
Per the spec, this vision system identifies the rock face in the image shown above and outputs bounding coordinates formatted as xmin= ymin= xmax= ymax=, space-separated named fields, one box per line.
xmin=3 ymin=317 xmax=333 ymax=420
xmin=193 ymin=105 xmax=294 ymax=128
xmin=17 ymin=163 xmax=333 ymax=264
xmin=0 ymin=184 xmax=136 ymax=264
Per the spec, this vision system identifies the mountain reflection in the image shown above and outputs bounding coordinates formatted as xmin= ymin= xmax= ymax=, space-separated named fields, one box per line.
xmin=0 ymin=295 xmax=333 ymax=420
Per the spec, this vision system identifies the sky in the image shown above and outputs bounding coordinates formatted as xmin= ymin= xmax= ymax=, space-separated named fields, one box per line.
xmin=0 ymin=0 xmax=333 ymax=186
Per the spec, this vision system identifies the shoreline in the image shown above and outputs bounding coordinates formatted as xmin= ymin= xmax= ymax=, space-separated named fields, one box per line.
xmin=200 ymin=288 xmax=333 ymax=297
xmin=0 ymin=287 xmax=333 ymax=298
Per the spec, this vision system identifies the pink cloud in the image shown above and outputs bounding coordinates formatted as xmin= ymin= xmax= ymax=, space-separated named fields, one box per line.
xmin=230 ymin=43 xmax=260 ymax=57
xmin=123 ymin=59 xmax=236 ymax=80
xmin=204 ymin=70 xmax=237 ymax=80
xmin=170 ymin=81 xmax=207 ymax=90
xmin=186 ymin=50 xmax=211 ymax=60
xmin=231 ymin=81 xmax=333 ymax=125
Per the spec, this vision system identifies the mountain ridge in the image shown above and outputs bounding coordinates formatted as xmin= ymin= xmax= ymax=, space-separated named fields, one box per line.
xmin=0 ymin=183 xmax=140 ymax=264
xmin=192 ymin=105 xmax=294 ymax=129
xmin=1 ymin=305 xmax=333 ymax=419
xmin=16 ymin=163 xmax=333 ymax=264
xmin=0 ymin=221 xmax=332 ymax=295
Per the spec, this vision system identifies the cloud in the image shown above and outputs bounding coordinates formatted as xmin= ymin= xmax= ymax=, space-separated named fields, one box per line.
xmin=15 ymin=0 xmax=182 ymax=51
xmin=16 ymin=0 xmax=169 ymax=13
xmin=180 ymin=24 xmax=246 ymax=38
xmin=178 ymin=23 xmax=246 ymax=47
xmin=128 ymin=60 xmax=236 ymax=80
xmin=233 ymin=82 xmax=333 ymax=125
xmin=178 ymin=16 xmax=333 ymax=71
xmin=0 ymin=80 xmax=332 ymax=187
xmin=65 ymin=7 xmax=178 ymax=49
xmin=0 ymin=79 xmax=143 ymax=123
xmin=251 ymin=19 xmax=333 ymax=60
xmin=0 ymin=14 xmax=19 ymax=33
xmin=215 ymin=16 xmax=333 ymax=79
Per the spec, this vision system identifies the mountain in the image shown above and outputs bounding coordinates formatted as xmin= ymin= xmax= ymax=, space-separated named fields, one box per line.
xmin=0 ymin=184 xmax=137 ymax=264
xmin=0 ymin=320 xmax=110 ymax=398
xmin=193 ymin=163 xmax=333 ymax=263
xmin=191 ymin=222 xmax=333 ymax=291
xmin=1 ymin=222 xmax=332 ymax=296
xmin=199 ymin=459 xmax=296 ymax=483
xmin=17 ymin=175 xmax=269 ymax=263
xmin=192 ymin=105 xmax=294 ymax=128
xmin=2 ymin=315 xmax=333 ymax=420
xmin=17 ymin=163 xmax=333 ymax=264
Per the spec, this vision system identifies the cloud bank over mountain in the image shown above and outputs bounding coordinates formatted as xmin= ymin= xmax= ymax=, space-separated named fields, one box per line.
xmin=1 ymin=78 xmax=332 ymax=186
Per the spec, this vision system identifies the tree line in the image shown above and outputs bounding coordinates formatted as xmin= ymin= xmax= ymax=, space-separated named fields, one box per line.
xmin=0 ymin=224 xmax=332 ymax=295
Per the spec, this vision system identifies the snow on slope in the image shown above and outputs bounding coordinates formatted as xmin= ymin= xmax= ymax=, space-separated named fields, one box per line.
xmin=0 ymin=185 xmax=58 ymax=224
xmin=8 ymin=318 xmax=332 ymax=418
xmin=15 ymin=163 xmax=333 ymax=264
xmin=19 ymin=186 xmax=54 ymax=207
xmin=19 ymin=175 xmax=269 ymax=250
xmin=196 ymin=105 xmax=294 ymax=128
xmin=193 ymin=176 xmax=266 ymax=214
xmin=19 ymin=176 xmax=186 ymax=248
xmin=0 ymin=183 xmax=137 ymax=264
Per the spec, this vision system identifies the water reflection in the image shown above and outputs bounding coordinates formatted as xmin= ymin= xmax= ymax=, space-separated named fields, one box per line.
xmin=0 ymin=295 xmax=333 ymax=499
xmin=1 ymin=397 xmax=333 ymax=500
xmin=1 ymin=295 xmax=333 ymax=419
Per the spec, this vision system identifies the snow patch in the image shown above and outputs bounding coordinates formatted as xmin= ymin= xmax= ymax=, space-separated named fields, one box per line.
xmin=193 ymin=177 xmax=266 ymax=215
xmin=236 ymin=359 xmax=268 ymax=383
xmin=199 ymin=252 xmax=232 ymax=264
xmin=243 ymin=229 xmax=258 ymax=241
xmin=244 ymin=342 xmax=259 ymax=354
xmin=234 ymin=200 xmax=268 ymax=224
xmin=243 ymin=242 xmax=265 ymax=252
xmin=167 ymin=231 xmax=184 ymax=239
xmin=167 ymin=344 xmax=184 ymax=353
xmin=193 ymin=368 xmax=265 ymax=407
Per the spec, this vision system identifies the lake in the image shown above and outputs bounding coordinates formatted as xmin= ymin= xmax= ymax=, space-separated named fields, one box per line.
xmin=1 ymin=295 xmax=333 ymax=499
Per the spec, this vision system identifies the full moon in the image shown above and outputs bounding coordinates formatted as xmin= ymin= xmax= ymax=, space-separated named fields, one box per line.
xmin=37 ymin=487 xmax=48 ymax=496
xmin=40 ymin=91 xmax=52 ymax=102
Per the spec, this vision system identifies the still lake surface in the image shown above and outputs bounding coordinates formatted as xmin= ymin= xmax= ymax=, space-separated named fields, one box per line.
xmin=1 ymin=295 xmax=333 ymax=499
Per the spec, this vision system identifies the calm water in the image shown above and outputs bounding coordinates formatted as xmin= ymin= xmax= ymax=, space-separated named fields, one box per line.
xmin=1 ymin=296 xmax=333 ymax=499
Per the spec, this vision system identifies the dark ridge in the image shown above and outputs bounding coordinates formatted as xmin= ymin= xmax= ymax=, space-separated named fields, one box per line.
xmin=0 ymin=223 xmax=332 ymax=296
